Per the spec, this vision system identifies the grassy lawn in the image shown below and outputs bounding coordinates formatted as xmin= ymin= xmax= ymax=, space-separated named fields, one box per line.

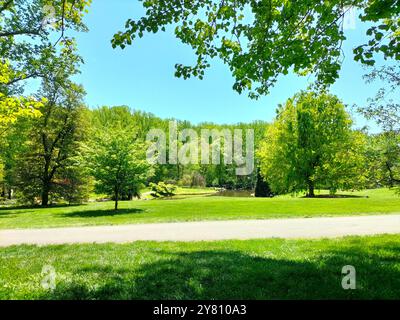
xmin=0 ymin=188 xmax=399 ymax=229
xmin=1 ymin=234 xmax=399 ymax=299
xmin=90 ymin=187 xmax=215 ymax=201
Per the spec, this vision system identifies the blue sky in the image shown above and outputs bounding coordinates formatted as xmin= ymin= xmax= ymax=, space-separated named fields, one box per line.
xmin=72 ymin=0 xmax=388 ymax=128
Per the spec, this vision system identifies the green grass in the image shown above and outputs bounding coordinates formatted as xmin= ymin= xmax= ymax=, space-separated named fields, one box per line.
xmin=174 ymin=186 xmax=217 ymax=195
xmin=140 ymin=186 xmax=217 ymax=200
xmin=0 ymin=188 xmax=399 ymax=229
xmin=1 ymin=234 xmax=399 ymax=299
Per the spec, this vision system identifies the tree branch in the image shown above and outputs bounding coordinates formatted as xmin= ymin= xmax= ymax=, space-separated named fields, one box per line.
xmin=5 ymin=72 xmax=43 ymax=86
xmin=0 ymin=29 xmax=41 ymax=37
xmin=0 ymin=0 xmax=13 ymax=13
xmin=53 ymin=0 xmax=67 ymax=47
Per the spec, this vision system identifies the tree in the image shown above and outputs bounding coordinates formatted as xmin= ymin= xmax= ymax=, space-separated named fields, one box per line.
xmin=258 ymin=91 xmax=366 ymax=197
xmin=364 ymin=133 xmax=400 ymax=188
xmin=0 ymin=0 xmax=90 ymax=204
xmin=358 ymin=65 xmax=400 ymax=188
xmin=0 ymin=114 xmax=32 ymax=199
xmin=86 ymin=108 xmax=153 ymax=210
xmin=112 ymin=0 xmax=400 ymax=99
xmin=17 ymin=70 xmax=88 ymax=206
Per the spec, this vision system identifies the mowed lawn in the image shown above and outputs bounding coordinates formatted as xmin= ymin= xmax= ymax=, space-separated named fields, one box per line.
xmin=1 ymin=234 xmax=400 ymax=299
xmin=0 ymin=188 xmax=399 ymax=229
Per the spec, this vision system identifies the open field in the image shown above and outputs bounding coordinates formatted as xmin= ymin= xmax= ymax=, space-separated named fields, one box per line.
xmin=1 ymin=234 xmax=399 ymax=299
xmin=0 ymin=188 xmax=399 ymax=229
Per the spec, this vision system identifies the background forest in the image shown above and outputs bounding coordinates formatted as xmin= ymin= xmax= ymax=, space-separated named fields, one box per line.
xmin=0 ymin=99 xmax=399 ymax=207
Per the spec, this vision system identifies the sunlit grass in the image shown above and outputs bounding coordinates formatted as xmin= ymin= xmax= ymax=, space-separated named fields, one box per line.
xmin=0 ymin=188 xmax=398 ymax=229
xmin=1 ymin=234 xmax=399 ymax=299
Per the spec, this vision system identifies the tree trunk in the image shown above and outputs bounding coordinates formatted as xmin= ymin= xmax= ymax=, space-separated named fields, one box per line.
xmin=41 ymin=182 xmax=50 ymax=206
xmin=176 ymin=163 xmax=181 ymax=180
xmin=307 ymin=179 xmax=315 ymax=198
xmin=41 ymin=154 xmax=51 ymax=207
xmin=114 ymin=187 xmax=119 ymax=211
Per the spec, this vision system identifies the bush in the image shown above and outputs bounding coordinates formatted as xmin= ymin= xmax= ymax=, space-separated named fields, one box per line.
xmin=149 ymin=182 xmax=177 ymax=198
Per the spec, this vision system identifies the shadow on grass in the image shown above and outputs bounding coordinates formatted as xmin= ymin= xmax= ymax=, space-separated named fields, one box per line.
xmin=0 ymin=204 xmax=86 ymax=218
xmin=0 ymin=203 xmax=84 ymax=212
xmin=38 ymin=244 xmax=400 ymax=300
xmin=300 ymin=195 xmax=367 ymax=199
xmin=0 ymin=210 xmax=31 ymax=217
xmin=60 ymin=208 xmax=145 ymax=218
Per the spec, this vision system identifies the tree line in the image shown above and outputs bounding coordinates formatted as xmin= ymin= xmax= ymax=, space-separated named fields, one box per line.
xmin=1 ymin=90 xmax=399 ymax=208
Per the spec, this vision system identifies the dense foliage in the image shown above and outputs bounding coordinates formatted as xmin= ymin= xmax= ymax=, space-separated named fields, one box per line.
xmin=84 ymin=107 xmax=153 ymax=210
xmin=359 ymin=65 xmax=400 ymax=190
xmin=16 ymin=77 xmax=88 ymax=206
xmin=258 ymin=92 xmax=367 ymax=196
xmin=0 ymin=0 xmax=90 ymax=133
xmin=1 ymin=100 xmax=399 ymax=204
xmin=150 ymin=182 xmax=177 ymax=198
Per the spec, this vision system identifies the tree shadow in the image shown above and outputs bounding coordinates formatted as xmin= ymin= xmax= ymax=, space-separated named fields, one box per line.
xmin=0 ymin=210 xmax=28 ymax=217
xmin=37 ymin=243 xmax=400 ymax=300
xmin=60 ymin=208 xmax=145 ymax=218
xmin=300 ymin=195 xmax=367 ymax=198
xmin=0 ymin=203 xmax=84 ymax=212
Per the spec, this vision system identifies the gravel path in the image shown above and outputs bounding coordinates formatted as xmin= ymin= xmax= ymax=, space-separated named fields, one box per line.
xmin=1 ymin=214 xmax=399 ymax=247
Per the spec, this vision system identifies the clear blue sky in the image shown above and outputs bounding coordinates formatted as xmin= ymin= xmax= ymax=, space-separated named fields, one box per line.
xmin=72 ymin=0 xmax=388 ymax=128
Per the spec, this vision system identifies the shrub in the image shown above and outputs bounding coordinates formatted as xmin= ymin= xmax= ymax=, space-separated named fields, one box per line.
xmin=150 ymin=182 xmax=177 ymax=198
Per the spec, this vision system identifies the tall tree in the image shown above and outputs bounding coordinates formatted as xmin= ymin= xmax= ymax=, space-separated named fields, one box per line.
xmin=86 ymin=107 xmax=153 ymax=210
xmin=0 ymin=115 xmax=32 ymax=199
xmin=112 ymin=0 xmax=400 ymax=98
xmin=358 ymin=65 xmax=400 ymax=188
xmin=258 ymin=91 xmax=366 ymax=196
xmin=17 ymin=68 xmax=88 ymax=206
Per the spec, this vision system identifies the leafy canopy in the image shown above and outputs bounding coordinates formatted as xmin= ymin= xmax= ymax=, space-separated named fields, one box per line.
xmin=16 ymin=63 xmax=88 ymax=206
xmin=112 ymin=0 xmax=400 ymax=99
xmin=258 ymin=91 xmax=367 ymax=196
xmin=85 ymin=107 xmax=153 ymax=210
xmin=0 ymin=0 xmax=90 ymax=133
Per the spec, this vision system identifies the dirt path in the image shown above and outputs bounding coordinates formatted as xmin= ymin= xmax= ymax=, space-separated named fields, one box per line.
xmin=1 ymin=214 xmax=399 ymax=247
